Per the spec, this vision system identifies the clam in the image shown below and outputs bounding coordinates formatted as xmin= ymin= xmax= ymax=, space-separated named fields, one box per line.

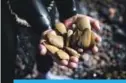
xmin=76 ymin=17 xmax=91 ymax=31
xmin=65 ymin=47 xmax=80 ymax=58
xmin=56 ymin=50 xmax=69 ymax=60
xmin=81 ymin=29 xmax=91 ymax=48
xmin=47 ymin=34 xmax=64 ymax=48
xmin=55 ymin=22 xmax=67 ymax=35
xmin=44 ymin=43 xmax=59 ymax=54
xmin=66 ymin=29 xmax=73 ymax=47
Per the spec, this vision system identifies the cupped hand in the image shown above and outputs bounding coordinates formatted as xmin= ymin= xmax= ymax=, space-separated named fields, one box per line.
xmin=39 ymin=14 xmax=102 ymax=69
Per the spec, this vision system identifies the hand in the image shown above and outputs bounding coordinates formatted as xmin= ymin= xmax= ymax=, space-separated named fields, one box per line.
xmin=39 ymin=14 xmax=102 ymax=69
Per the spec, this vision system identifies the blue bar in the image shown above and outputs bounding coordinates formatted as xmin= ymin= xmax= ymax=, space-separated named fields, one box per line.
xmin=14 ymin=80 xmax=126 ymax=83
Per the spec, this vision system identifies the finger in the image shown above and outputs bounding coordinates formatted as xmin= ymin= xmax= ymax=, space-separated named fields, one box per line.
xmin=42 ymin=29 xmax=52 ymax=37
xmin=42 ymin=29 xmax=56 ymax=37
xmin=92 ymin=45 xmax=99 ymax=53
xmin=68 ymin=62 xmax=78 ymax=68
xmin=91 ymin=20 xmax=101 ymax=31
xmin=49 ymin=30 xmax=57 ymax=35
xmin=76 ymin=14 xmax=101 ymax=31
xmin=64 ymin=14 xmax=101 ymax=31
xmin=58 ymin=65 xmax=69 ymax=71
xmin=58 ymin=65 xmax=68 ymax=70
xmin=60 ymin=60 xmax=69 ymax=66
xmin=93 ymin=32 xmax=102 ymax=43
xmin=70 ymin=56 xmax=79 ymax=63
xmin=39 ymin=44 xmax=47 ymax=56
xmin=40 ymin=39 xmax=46 ymax=44
xmin=64 ymin=15 xmax=78 ymax=28
xmin=64 ymin=14 xmax=85 ymax=26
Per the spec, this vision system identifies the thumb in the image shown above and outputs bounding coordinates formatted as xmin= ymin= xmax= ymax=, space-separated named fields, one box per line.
xmin=39 ymin=44 xmax=47 ymax=56
xmin=64 ymin=15 xmax=77 ymax=28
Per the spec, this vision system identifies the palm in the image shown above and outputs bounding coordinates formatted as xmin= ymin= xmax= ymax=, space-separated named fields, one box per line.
xmin=39 ymin=14 xmax=102 ymax=69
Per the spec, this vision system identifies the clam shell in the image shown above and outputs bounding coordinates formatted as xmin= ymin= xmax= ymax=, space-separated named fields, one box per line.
xmin=66 ymin=29 xmax=73 ymax=47
xmin=90 ymin=31 xmax=96 ymax=46
xmin=76 ymin=17 xmax=91 ymax=31
xmin=65 ymin=47 xmax=80 ymax=58
xmin=72 ymin=29 xmax=82 ymax=42
xmin=47 ymin=34 xmax=64 ymax=48
xmin=56 ymin=50 xmax=69 ymax=60
xmin=67 ymin=29 xmax=73 ymax=37
xmin=81 ymin=29 xmax=91 ymax=48
xmin=55 ymin=22 xmax=67 ymax=35
xmin=44 ymin=43 xmax=59 ymax=54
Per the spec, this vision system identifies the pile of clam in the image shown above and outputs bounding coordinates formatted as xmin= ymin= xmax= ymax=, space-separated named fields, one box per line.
xmin=40 ymin=17 xmax=97 ymax=61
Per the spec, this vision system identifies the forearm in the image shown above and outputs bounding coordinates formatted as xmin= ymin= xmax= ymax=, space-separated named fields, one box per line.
xmin=54 ymin=0 xmax=77 ymax=21
xmin=9 ymin=0 xmax=78 ymax=35
xmin=9 ymin=0 xmax=51 ymax=35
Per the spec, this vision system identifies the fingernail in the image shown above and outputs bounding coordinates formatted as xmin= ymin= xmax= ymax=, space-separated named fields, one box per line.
xmin=92 ymin=46 xmax=98 ymax=53
xmin=70 ymin=56 xmax=79 ymax=63
xmin=60 ymin=60 xmax=68 ymax=66
xmin=96 ymin=36 xmax=102 ymax=43
xmin=69 ymin=62 xmax=78 ymax=68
